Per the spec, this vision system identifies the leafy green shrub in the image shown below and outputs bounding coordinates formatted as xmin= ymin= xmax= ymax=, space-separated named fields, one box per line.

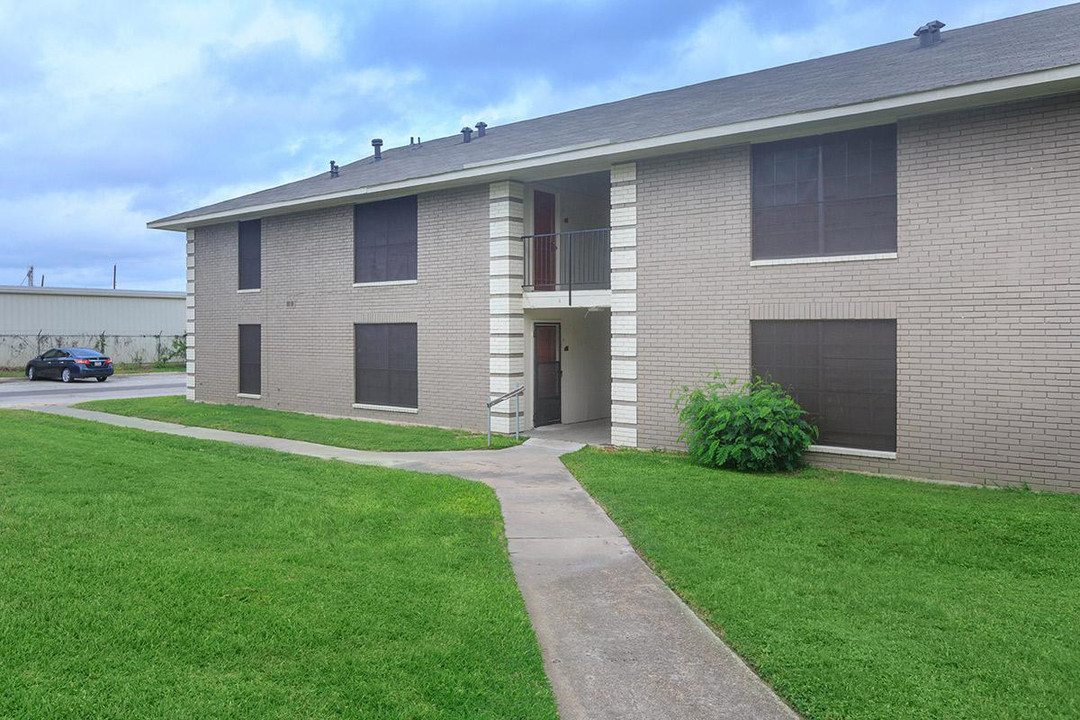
xmin=155 ymin=335 xmax=187 ymax=367
xmin=674 ymin=375 xmax=817 ymax=473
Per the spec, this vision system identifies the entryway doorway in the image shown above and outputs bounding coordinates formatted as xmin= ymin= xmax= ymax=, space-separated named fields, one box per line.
xmin=533 ymin=322 xmax=561 ymax=426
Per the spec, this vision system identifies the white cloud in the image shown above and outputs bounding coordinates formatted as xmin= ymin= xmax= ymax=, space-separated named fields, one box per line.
xmin=230 ymin=4 xmax=338 ymax=58
xmin=0 ymin=0 xmax=1069 ymax=292
xmin=0 ymin=188 xmax=184 ymax=290
xmin=26 ymin=3 xmax=340 ymax=101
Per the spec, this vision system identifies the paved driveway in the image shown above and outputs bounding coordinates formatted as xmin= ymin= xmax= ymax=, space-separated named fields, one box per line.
xmin=0 ymin=372 xmax=185 ymax=408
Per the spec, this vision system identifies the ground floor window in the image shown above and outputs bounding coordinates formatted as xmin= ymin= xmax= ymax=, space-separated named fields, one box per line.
xmin=354 ymin=323 xmax=418 ymax=409
xmin=751 ymin=319 xmax=896 ymax=452
xmin=238 ymin=324 xmax=261 ymax=395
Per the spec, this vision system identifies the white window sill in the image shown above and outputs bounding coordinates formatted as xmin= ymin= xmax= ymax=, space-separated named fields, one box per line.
xmin=750 ymin=252 xmax=897 ymax=267
xmin=353 ymin=402 xmax=418 ymax=414
xmin=352 ymin=279 xmax=418 ymax=288
xmin=809 ymin=444 xmax=896 ymax=460
xmin=236 ymin=393 xmax=261 ymax=399
xmin=237 ymin=288 xmax=261 ymax=294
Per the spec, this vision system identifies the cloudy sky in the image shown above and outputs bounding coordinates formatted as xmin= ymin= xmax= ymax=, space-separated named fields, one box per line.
xmin=0 ymin=0 xmax=1064 ymax=291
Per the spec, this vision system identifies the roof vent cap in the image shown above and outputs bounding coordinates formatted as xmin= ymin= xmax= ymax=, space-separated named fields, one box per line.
xmin=329 ymin=160 xmax=339 ymax=177
xmin=914 ymin=20 xmax=945 ymax=47
xmin=461 ymin=126 xmax=473 ymax=143
xmin=475 ymin=121 xmax=487 ymax=138
xmin=371 ymin=138 xmax=383 ymax=160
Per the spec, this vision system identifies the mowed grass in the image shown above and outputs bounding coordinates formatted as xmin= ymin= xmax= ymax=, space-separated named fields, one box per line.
xmin=564 ymin=447 xmax=1080 ymax=720
xmin=0 ymin=411 xmax=557 ymax=719
xmin=76 ymin=395 xmax=522 ymax=451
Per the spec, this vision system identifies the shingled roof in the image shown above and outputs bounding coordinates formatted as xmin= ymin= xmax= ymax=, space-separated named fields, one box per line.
xmin=151 ymin=4 xmax=1080 ymax=229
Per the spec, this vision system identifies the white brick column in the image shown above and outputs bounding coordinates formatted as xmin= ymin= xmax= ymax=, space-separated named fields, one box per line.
xmin=185 ymin=229 xmax=196 ymax=401
xmin=488 ymin=181 xmax=525 ymax=432
xmin=610 ymin=162 xmax=638 ymax=447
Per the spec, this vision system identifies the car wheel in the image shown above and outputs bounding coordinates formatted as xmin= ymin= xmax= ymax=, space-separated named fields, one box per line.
xmin=27 ymin=366 xmax=35 ymax=380
xmin=61 ymin=368 xmax=72 ymax=383
xmin=96 ymin=376 xmax=108 ymax=382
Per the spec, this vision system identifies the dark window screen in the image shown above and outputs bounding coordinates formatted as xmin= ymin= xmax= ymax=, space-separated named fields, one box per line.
xmin=752 ymin=320 xmax=896 ymax=452
xmin=238 ymin=220 xmax=261 ymax=290
xmin=354 ymin=196 xmax=418 ymax=283
xmin=752 ymin=125 xmax=897 ymax=259
xmin=238 ymin=324 xmax=261 ymax=395
xmin=354 ymin=323 xmax=418 ymax=408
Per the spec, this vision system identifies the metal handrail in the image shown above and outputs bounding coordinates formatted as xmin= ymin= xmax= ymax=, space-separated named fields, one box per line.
xmin=487 ymin=385 xmax=524 ymax=446
xmin=521 ymin=227 xmax=611 ymax=304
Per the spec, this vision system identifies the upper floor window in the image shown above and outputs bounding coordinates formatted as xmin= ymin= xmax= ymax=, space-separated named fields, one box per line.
xmin=354 ymin=196 xmax=417 ymax=284
xmin=238 ymin=219 xmax=261 ymax=290
xmin=752 ymin=125 xmax=897 ymax=260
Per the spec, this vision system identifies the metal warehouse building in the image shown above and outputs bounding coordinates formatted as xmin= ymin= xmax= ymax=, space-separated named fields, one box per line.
xmin=0 ymin=285 xmax=186 ymax=367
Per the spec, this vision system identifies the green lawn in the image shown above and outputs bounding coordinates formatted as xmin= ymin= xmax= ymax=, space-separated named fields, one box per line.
xmin=75 ymin=396 xmax=522 ymax=451
xmin=564 ymin=448 xmax=1080 ymax=720
xmin=0 ymin=411 xmax=556 ymax=719
xmin=112 ymin=361 xmax=186 ymax=373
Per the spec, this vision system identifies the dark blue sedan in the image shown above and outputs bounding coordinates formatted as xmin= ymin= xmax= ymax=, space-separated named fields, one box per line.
xmin=25 ymin=347 xmax=114 ymax=383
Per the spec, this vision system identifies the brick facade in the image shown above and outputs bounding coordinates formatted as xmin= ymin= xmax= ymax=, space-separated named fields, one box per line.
xmin=191 ymin=93 xmax=1079 ymax=492
xmin=192 ymin=185 xmax=491 ymax=430
xmin=635 ymin=93 xmax=1080 ymax=492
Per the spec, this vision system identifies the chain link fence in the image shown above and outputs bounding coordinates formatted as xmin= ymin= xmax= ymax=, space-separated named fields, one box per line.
xmin=0 ymin=332 xmax=185 ymax=369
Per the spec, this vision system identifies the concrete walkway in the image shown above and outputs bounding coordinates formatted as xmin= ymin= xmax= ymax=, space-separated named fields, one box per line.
xmin=529 ymin=417 xmax=612 ymax=446
xmin=38 ymin=405 xmax=797 ymax=720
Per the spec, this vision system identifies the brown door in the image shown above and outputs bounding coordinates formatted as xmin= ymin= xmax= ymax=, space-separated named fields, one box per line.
xmin=533 ymin=190 xmax=557 ymax=291
xmin=533 ymin=323 xmax=561 ymax=426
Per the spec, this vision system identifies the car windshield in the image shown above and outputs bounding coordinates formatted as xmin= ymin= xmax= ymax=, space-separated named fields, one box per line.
xmin=67 ymin=348 xmax=105 ymax=359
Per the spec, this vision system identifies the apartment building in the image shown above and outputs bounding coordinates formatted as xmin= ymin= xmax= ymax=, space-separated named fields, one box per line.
xmin=151 ymin=6 xmax=1080 ymax=492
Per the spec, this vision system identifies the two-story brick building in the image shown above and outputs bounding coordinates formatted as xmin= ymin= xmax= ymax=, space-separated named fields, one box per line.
xmin=151 ymin=6 xmax=1080 ymax=492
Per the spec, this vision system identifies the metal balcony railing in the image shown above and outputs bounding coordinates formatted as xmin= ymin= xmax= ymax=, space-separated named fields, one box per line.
xmin=522 ymin=228 xmax=611 ymax=302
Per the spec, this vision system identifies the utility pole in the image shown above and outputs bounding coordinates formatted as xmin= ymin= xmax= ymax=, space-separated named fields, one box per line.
xmin=112 ymin=264 xmax=117 ymax=290
xmin=40 ymin=275 xmax=44 ymax=287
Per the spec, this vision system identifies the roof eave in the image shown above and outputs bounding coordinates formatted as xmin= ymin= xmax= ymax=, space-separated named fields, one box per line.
xmin=148 ymin=62 xmax=1080 ymax=233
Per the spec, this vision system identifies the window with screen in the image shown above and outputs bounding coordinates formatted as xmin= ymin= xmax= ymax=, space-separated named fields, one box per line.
xmin=354 ymin=196 xmax=418 ymax=284
xmin=752 ymin=125 xmax=897 ymax=260
xmin=238 ymin=324 xmax=261 ymax=395
xmin=354 ymin=323 xmax=418 ymax=408
xmin=238 ymin=219 xmax=261 ymax=290
xmin=751 ymin=320 xmax=897 ymax=452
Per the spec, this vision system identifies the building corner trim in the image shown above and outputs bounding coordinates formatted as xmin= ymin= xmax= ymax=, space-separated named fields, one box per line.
xmin=185 ymin=229 xmax=196 ymax=401
xmin=488 ymin=181 xmax=526 ymax=434
xmin=610 ymin=162 xmax=638 ymax=448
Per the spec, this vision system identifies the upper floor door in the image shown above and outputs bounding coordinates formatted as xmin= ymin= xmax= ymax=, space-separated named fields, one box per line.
xmin=533 ymin=190 xmax=557 ymax=291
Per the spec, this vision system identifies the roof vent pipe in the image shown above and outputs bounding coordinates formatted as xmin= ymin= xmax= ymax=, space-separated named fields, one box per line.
xmin=475 ymin=121 xmax=487 ymax=138
xmin=371 ymin=138 xmax=383 ymax=160
xmin=461 ymin=126 xmax=473 ymax=143
xmin=329 ymin=160 xmax=339 ymax=177
xmin=914 ymin=20 xmax=945 ymax=47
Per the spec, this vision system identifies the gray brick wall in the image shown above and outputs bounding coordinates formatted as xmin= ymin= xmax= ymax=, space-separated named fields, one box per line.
xmin=636 ymin=93 xmax=1080 ymax=492
xmin=191 ymin=92 xmax=1079 ymax=492
xmin=193 ymin=185 xmax=491 ymax=430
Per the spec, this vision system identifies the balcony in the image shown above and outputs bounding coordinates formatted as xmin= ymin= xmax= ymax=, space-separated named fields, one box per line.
xmin=522 ymin=228 xmax=611 ymax=307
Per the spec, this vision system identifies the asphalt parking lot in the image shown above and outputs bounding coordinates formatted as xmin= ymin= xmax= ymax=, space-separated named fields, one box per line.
xmin=0 ymin=372 xmax=186 ymax=408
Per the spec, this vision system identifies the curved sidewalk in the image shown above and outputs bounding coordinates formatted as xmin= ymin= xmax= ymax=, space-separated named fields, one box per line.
xmin=40 ymin=405 xmax=797 ymax=720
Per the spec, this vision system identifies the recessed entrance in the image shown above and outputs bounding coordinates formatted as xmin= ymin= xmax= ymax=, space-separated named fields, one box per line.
xmin=525 ymin=307 xmax=611 ymax=442
xmin=533 ymin=323 xmax=561 ymax=426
